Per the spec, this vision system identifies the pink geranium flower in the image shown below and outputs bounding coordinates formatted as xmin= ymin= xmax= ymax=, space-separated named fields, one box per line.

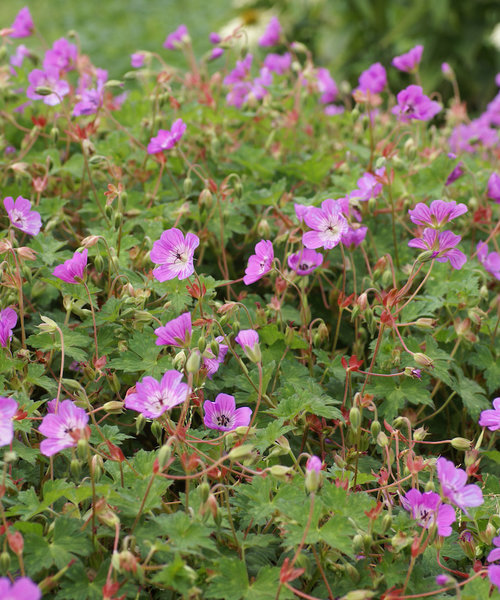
xmin=349 ymin=168 xmax=385 ymax=202
xmin=164 ymin=24 xmax=189 ymax=50
xmin=203 ymin=393 xmax=252 ymax=431
xmin=10 ymin=44 xmax=30 ymax=68
xmin=9 ymin=8 xmax=34 ymax=38
xmin=0 ymin=577 xmax=41 ymax=600
xmin=316 ymin=68 xmax=338 ymax=104
xmin=202 ymin=336 xmax=228 ymax=378
xmin=39 ymin=400 xmax=89 ymax=457
xmin=401 ymin=488 xmax=456 ymax=537
xmin=147 ymin=119 xmax=186 ymax=154
xmin=408 ymin=200 xmax=467 ymax=229
xmin=243 ymin=240 xmax=274 ymax=285
xmin=3 ymin=196 xmax=42 ymax=236
xmin=479 ymin=398 xmax=500 ymax=431
xmin=155 ymin=312 xmax=192 ymax=347
xmin=26 ymin=68 xmax=70 ymax=106
xmin=43 ymin=38 xmax=77 ymax=72
xmin=408 ymin=229 xmax=466 ymax=269
xmin=259 ymin=17 xmax=282 ymax=47
xmin=341 ymin=226 xmax=368 ymax=249
xmin=53 ymin=249 xmax=88 ymax=284
xmin=0 ymin=397 xmax=18 ymax=447
xmin=392 ymin=45 xmax=424 ymax=73
xmin=150 ymin=228 xmax=199 ymax=281
xmin=392 ymin=85 xmax=441 ymax=122
xmin=263 ymin=53 xmax=291 ymax=75
xmin=436 ymin=457 xmax=484 ymax=513
xmin=131 ymin=52 xmax=146 ymax=68
xmin=287 ymin=248 xmax=323 ymax=275
xmin=0 ymin=307 xmax=17 ymax=347
xmin=487 ymin=173 xmax=500 ymax=203
xmin=357 ymin=62 xmax=387 ymax=94
xmin=476 ymin=242 xmax=500 ymax=280
xmin=124 ymin=370 xmax=188 ymax=418
xmin=302 ymin=199 xmax=348 ymax=250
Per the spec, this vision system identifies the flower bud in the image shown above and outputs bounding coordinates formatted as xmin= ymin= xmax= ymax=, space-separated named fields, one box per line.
xmin=7 ymin=531 xmax=23 ymax=555
xmin=151 ymin=420 xmax=163 ymax=444
xmin=381 ymin=514 xmax=392 ymax=533
xmin=417 ymin=250 xmax=436 ymax=263
xmin=198 ymin=336 xmax=207 ymax=354
xmin=3 ymin=451 xmax=16 ymax=464
xmin=349 ymin=407 xmax=361 ymax=434
xmin=413 ymin=427 xmax=428 ymax=441
xmin=183 ymin=177 xmax=193 ymax=195
xmin=173 ymin=350 xmax=186 ymax=371
xmin=185 ymin=351 xmax=201 ymax=374
xmin=0 ymin=551 xmax=10 ymax=573
xmin=228 ymin=444 xmax=254 ymax=461
xmin=91 ymin=455 xmax=103 ymax=481
xmin=37 ymin=315 xmax=59 ymax=333
xmin=157 ymin=444 xmax=172 ymax=470
xmin=370 ymin=420 xmax=381 ymax=438
xmin=450 ymin=437 xmax=472 ymax=451
xmin=77 ymin=438 xmax=89 ymax=460
xmin=377 ymin=432 xmax=389 ymax=447
xmin=70 ymin=458 xmax=81 ymax=479
xmin=268 ymin=465 xmax=293 ymax=480
xmin=102 ymin=400 xmax=124 ymax=415
xmin=412 ymin=353 xmax=434 ymax=368
xmin=424 ymin=480 xmax=435 ymax=492
xmin=135 ymin=413 xmax=146 ymax=435
xmin=415 ymin=318 xmax=436 ymax=329
xmin=199 ymin=481 xmax=210 ymax=503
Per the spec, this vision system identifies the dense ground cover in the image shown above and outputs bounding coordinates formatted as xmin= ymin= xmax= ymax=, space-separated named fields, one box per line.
xmin=0 ymin=7 xmax=499 ymax=600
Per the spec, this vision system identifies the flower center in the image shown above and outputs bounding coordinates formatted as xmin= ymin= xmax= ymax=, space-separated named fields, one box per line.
xmin=298 ymin=262 xmax=311 ymax=271
xmin=216 ymin=413 xmax=230 ymax=427
xmin=10 ymin=209 xmax=26 ymax=228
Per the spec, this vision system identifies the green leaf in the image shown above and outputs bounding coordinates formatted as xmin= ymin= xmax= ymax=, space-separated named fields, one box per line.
xmin=246 ymin=566 xmax=294 ymax=600
xmin=451 ymin=370 xmax=489 ymax=419
xmin=152 ymin=512 xmax=217 ymax=554
xmin=206 ymin=557 xmax=249 ymax=600
xmin=151 ymin=553 xmax=197 ymax=592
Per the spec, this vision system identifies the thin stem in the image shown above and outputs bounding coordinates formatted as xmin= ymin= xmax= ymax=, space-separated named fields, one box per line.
xmin=82 ymin=280 xmax=99 ymax=365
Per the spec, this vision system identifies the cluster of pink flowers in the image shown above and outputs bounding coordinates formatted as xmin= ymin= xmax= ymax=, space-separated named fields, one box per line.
xmin=407 ymin=199 xmax=467 ymax=269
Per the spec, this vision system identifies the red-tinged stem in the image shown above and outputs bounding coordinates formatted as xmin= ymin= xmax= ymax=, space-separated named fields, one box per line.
xmin=241 ymin=362 xmax=263 ymax=444
xmin=361 ymin=324 xmax=386 ymax=394
xmin=284 ymin=582 xmax=323 ymax=600
xmin=54 ymin=324 xmax=65 ymax=413
xmin=105 ymin=521 xmax=121 ymax=587
xmin=397 ymin=569 xmax=486 ymax=599
xmin=9 ymin=248 xmax=26 ymax=348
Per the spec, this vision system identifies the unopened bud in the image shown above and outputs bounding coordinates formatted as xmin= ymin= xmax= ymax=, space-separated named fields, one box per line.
xmin=185 ymin=351 xmax=201 ymax=374
xmin=103 ymin=400 xmax=124 ymax=414
xmin=0 ymin=551 xmax=10 ymax=573
xmin=413 ymin=427 xmax=428 ymax=441
xmin=135 ymin=413 xmax=146 ymax=435
xmin=157 ymin=444 xmax=172 ymax=469
xmin=199 ymin=481 xmax=210 ymax=503
xmin=424 ymin=480 xmax=435 ymax=492
xmin=151 ymin=420 xmax=163 ymax=444
xmin=415 ymin=318 xmax=436 ymax=329
xmin=198 ymin=336 xmax=207 ymax=354
xmin=91 ymin=455 xmax=103 ymax=481
xmin=7 ymin=531 xmax=23 ymax=555
xmin=349 ymin=407 xmax=361 ymax=434
xmin=173 ymin=350 xmax=186 ymax=371
xmin=377 ymin=432 xmax=389 ymax=447
xmin=210 ymin=339 xmax=220 ymax=357
xmin=35 ymin=86 xmax=55 ymax=96
xmin=38 ymin=315 xmax=58 ymax=333
xmin=70 ymin=458 xmax=81 ymax=479
xmin=370 ymin=420 xmax=381 ymax=438
xmin=268 ymin=465 xmax=293 ymax=480
xmin=3 ymin=451 xmax=16 ymax=464
xmin=228 ymin=444 xmax=254 ymax=461
xmin=450 ymin=437 xmax=472 ymax=451
xmin=381 ymin=514 xmax=392 ymax=533
xmin=183 ymin=177 xmax=193 ymax=195
xmin=199 ymin=188 xmax=212 ymax=208
xmin=413 ymin=353 xmax=434 ymax=368
xmin=77 ymin=438 xmax=89 ymax=460
xmin=417 ymin=250 xmax=435 ymax=263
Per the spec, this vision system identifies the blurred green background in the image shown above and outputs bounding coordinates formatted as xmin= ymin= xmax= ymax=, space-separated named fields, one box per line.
xmin=2 ymin=0 xmax=500 ymax=111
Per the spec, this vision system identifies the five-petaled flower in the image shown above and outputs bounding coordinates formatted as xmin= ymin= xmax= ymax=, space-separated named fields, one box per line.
xmin=155 ymin=312 xmax=192 ymax=347
xmin=436 ymin=457 xmax=484 ymax=513
xmin=0 ymin=577 xmax=41 ymax=600
xmin=26 ymin=68 xmax=70 ymax=106
xmin=147 ymin=119 xmax=187 ymax=154
xmin=9 ymin=7 xmax=34 ymax=38
xmin=243 ymin=240 xmax=274 ymax=285
xmin=476 ymin=242 xmax=500 ymax=280
xmin=478 ymin=397 xmax=500 ymax=431
xmin=0 ymin=397 xmax=18 ymax=447
xmin=235 ymin=329 xmax=261 ymax=362
xmin=408 ymin=200 xmax=467 ymax=229
xmin=125 ymin=370 xmax=189 ymax=418
xmin=487 ymin=172 xmax=500 ymax=203
xmin=392 ymin=45 xmax=424 ymax=73
xmin=356 ymin=62 xmax=387 ymax=95
xmin=287 ymin=248 xmax=323 ymax=276
xmin=258 ymin=16 xmax=282 ymax=47
xmin=302 ymin=199 xmax=349 ymax=250
xmin=401 ymin=488 xmax=456 ymax=537
xmin=392 ymin=85 xmax=441 ymax=122
xmin=4 ymin=196 xmax=42 ymax=236
xmin=39 ymin=399 xmax=89 ymax=457
xmin=408 ymin=229 xmax=466 ymax=269
xmin=203 ymin=393 xmax=252 ymax=431
xmin=0 ymin=307 xmax=17 ymax=348
xmin=53 ymin=249 xmax=88 ymax=284
xmin=164 ymin=24 xmax=189 ymax=50
xmin=150 ymin=228 xmax=200 ymax=281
